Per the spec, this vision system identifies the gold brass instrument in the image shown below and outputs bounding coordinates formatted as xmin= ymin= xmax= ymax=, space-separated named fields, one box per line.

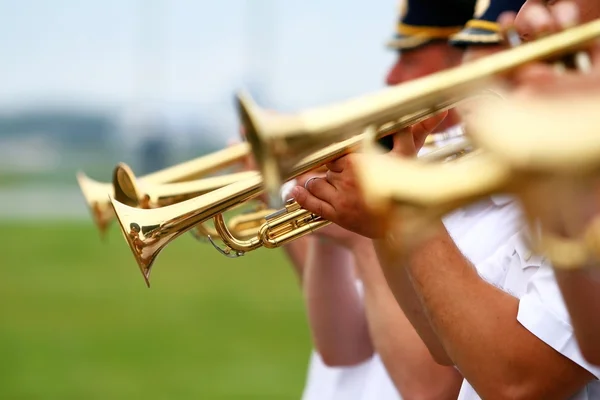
xmin=353 ymin=93 xmax=600 ymax=267
xmin=76 ymin=142 xmax=250 ymax=236
xmin=111 ymin=130 xmax=470 ymax=287
xmin=205 ymin=139 xmax=472 ymax=258
xmin=111 ymin=162 xmax=270 ymax=242
xmin=112 ymin=162 xmax=259 ymax=209
xmin=208 ymin=199 xmax=330 ymax=258
xmin=239 ymin=19 xmax=600 ymax=206
xmin=190 ymin=203 xmax=274 ymax=243
xmin=227 ymin=207 xmax=279 ymax=238
xmin=110 ymin=128 xmax=390 ymax=287
xmin=109 ymin=22 xmax=600 ymax=286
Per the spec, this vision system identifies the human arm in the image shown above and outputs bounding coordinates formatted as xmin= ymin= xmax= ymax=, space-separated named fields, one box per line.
xmin=302 ymin=214 xmax=464 ymax=397
xmin=352 ymin=240 xmax=463 ymax=400
xmin=302 ymin=234 xmax=373 ymax=366
xmin=290 ymin=115 xmax=453 ymax=366
xmin=399 ymin=224 xmax=594 ymax=399
xmin=553 ymin=270 xmax=600 ymax=365
xmin=297 ymin=162 xmax=463 ymax=395
xmin=281 ymin=238 xmax=311 ymax=283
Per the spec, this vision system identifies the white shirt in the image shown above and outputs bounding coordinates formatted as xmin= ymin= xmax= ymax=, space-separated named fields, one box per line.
xmin=457 ymin=228 xmax=600 ymax=400
xmin=301 ymin=196 xmax=522 ymax=400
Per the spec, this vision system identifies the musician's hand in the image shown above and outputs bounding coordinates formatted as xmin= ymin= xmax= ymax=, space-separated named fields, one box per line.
xmin=293 ymin=174 xmax=369 ymax=249
xmin=290 ymin=113 xmax=448 ymax=238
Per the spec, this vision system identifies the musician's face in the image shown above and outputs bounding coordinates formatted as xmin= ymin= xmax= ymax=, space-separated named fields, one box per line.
xmin=516 ymin=0 xmax=600 ymax=41
xmin=386 ymin=42 xmax=463 ymax=85
xmin=386 ymin=41 xmax=463 ymax=133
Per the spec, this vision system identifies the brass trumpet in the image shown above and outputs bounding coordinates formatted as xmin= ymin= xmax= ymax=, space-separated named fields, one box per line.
xmin=240 ymin=19 xmax=600 ymax=206
xmin=353 ymin=93 xmax=600 ymax=267
xmin=204 ymin=136 xmax=473 ymax=257
xmin=109 ymin=22 xmax=600 ymax=286
xmin=110 ymin=128 xmax=386 ymax=287
xmin=111 ymin=131 xmax=470 ymax=287
xmin=77 ymin=142 xmax=250 ymax=236
xmin=111 ymin=162 xmax=272 ymax=241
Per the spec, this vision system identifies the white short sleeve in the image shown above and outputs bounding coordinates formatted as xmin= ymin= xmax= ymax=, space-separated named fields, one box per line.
xmin=517 ymin=265 xmax=600 ymax=379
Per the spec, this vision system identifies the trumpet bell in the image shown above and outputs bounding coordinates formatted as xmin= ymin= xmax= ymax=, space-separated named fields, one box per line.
xmin=110 ymin=175 xmax=265 ymax=286
xmin=110 ymin=198 xmax=165 ymax=287
xmin=76 ymin=171 xmax=115 ymax=237
xmin=112 ymin=162 xmax=141 ymax=207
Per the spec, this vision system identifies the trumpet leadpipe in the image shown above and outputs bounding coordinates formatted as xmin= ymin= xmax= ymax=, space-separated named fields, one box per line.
xmin=138 ymin=142 xmax=250 ymax=183
xmin=113 ymin=164 xmax=259 ymax=209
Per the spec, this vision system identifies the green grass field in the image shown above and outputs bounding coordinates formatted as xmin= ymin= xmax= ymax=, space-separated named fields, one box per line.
xmin=0 ymin=221 xmax=312 ymax=399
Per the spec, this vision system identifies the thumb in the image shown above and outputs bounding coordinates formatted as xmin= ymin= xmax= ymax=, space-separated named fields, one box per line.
xmin=410 ymin=112 xmax=448 ymax=153
xmin=390 ymin=129 xmax=417 ymax=157
xmin=412 ymin=111 xmax=448 ymax=137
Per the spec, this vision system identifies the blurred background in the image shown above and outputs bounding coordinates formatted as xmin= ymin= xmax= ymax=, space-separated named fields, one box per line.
xmin=0 ymin=0 xmax=396 ymax=398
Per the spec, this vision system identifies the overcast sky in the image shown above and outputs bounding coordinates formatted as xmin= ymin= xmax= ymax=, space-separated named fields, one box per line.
xmin=0 ymin=0 xmax=398 ymax=140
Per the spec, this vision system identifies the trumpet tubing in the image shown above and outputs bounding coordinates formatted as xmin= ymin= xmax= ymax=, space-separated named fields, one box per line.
xmin=239 ymin=19 xmax=600 ymax=205
xmin=77 ymin=142 xmax=250 ymax=236
xmin=211 ymin=199 xmax=330 ymax=256
xmin=190 ymin=207 xmax=272 ymax=244
xmin=112 ymin=162 xmax=259 ymax=209
xmin=227 ymin=207 xmax=276 ymax=238
xmin=258 ymin=203 xmax=330 ymax=248
xmin=139 ymin=142 xmax=250 ymax=184
xmin=188 ymin=201 xmax=272 ymax=244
